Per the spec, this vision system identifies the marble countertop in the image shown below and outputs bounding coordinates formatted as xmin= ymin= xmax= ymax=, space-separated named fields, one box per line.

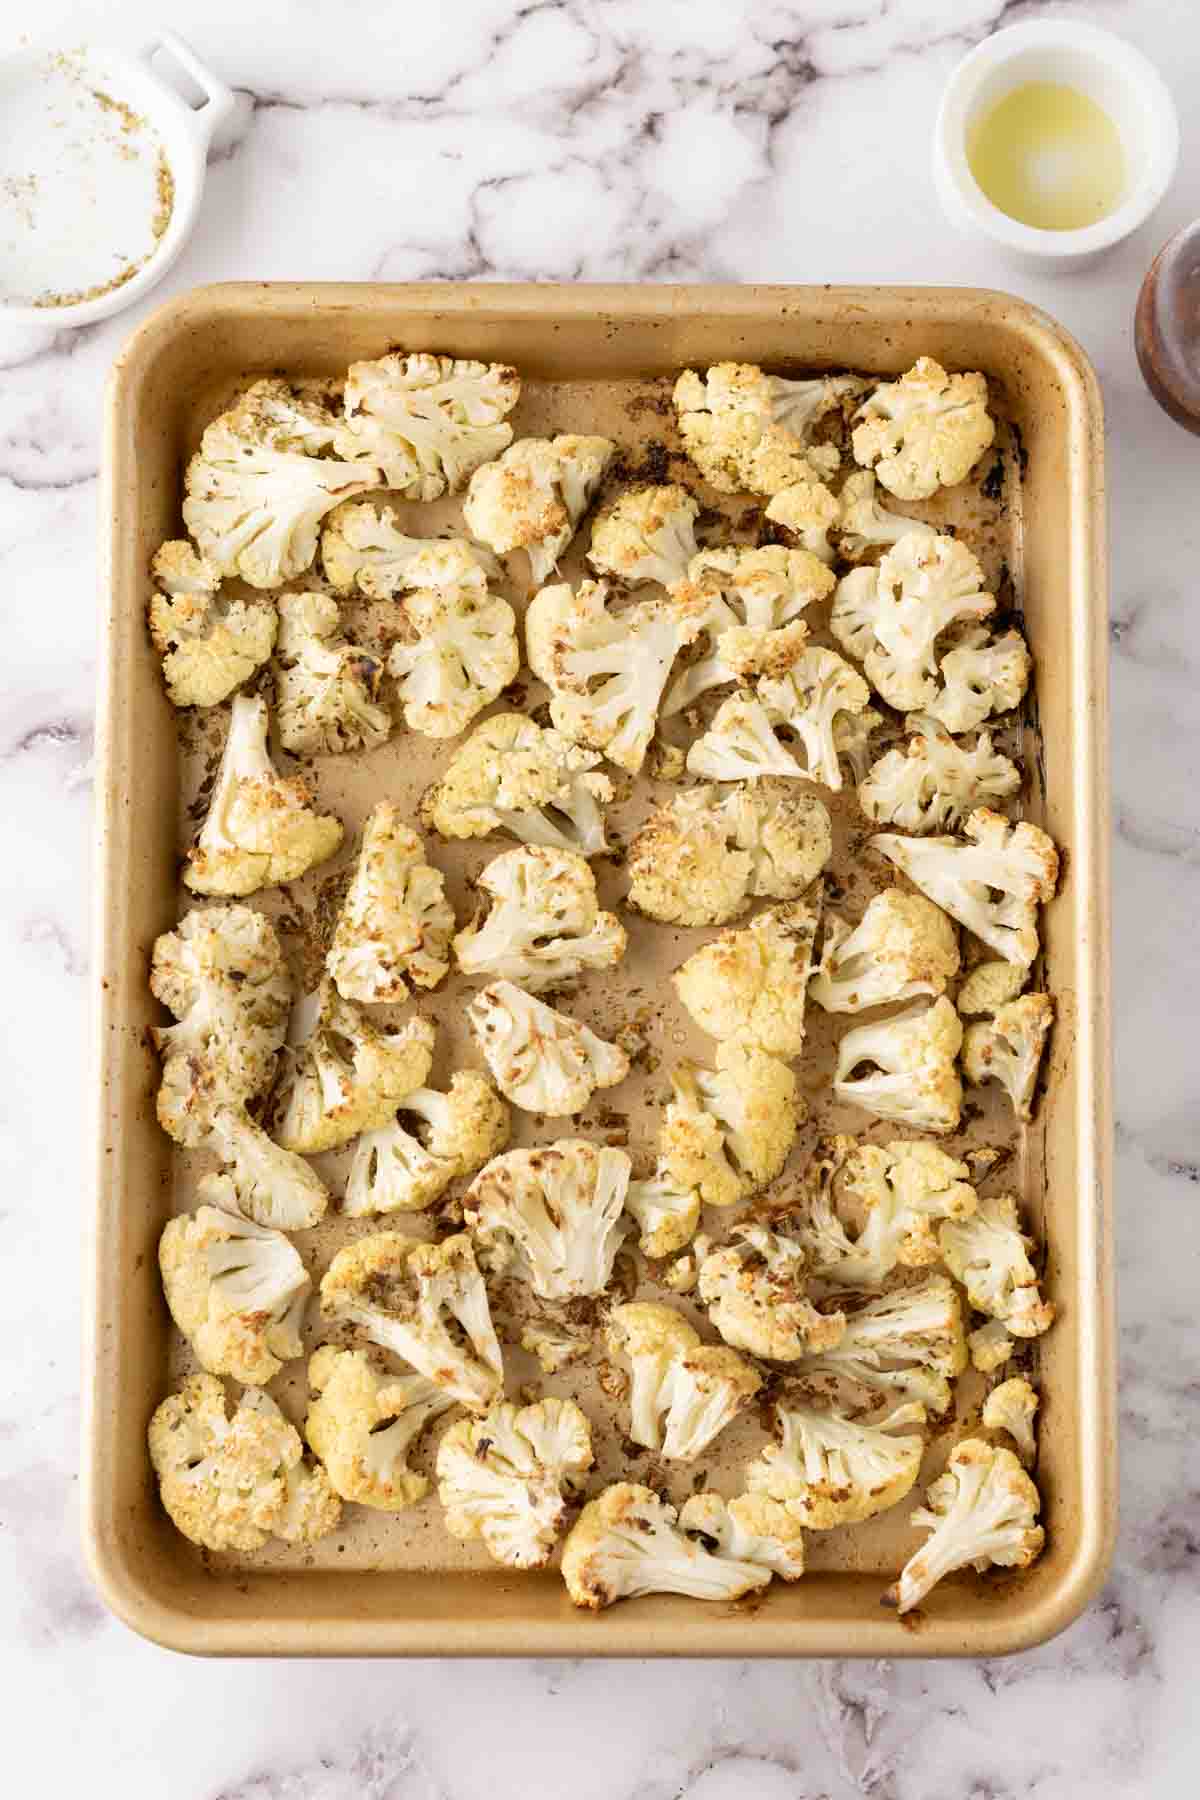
xmin=2 ymin=0 xmax=1197 ymax=1793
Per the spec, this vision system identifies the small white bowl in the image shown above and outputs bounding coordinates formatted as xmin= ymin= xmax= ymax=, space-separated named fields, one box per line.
xmin=934 ymin=20 xmax=1179 ymax=269
xmin=0 ymin=33 xmax=233 ymax=327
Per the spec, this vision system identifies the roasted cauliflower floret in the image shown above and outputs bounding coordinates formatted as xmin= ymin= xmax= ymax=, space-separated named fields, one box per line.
xmin=685 ymin=693 xmax=807 ymax=783
xmin=673 ymin=362 xmax=849 ymax=497
xmin=436 ymin=1397 xmax=593 ymax=1569
xmin=182 ymin=378 xmax=382 ymax=588
xmin=969 ymin=1318 xmax=1016 ymax=1373
xmin=587 ymin=484 xmax=699 ymax=588
xmin=453 ymin=845 xmax=626 ymax=991
xmin=463 ymin=434 xmax=614 ymax=583
xmin=957 ymin=960 xmax=1027 ymax=1016
xmin=561 ymin=1482 xmax=773 ymax=1610
xmin=831 ymin=534 xmax=995 ymax=714
xmin=929 ymin=626 xmax=1032 ymax=734
xmin=387 ymin=572 xmax=519 ymax=739
xmin=982 ymin=1375 xmax=1039 ymax=1465
xmin=420 ymin=713 xmax=613 ymax=857
xmin=763 ymin=470 xmax=842 ymax=563
xmin=758 ymin=645 xmax=874 ymax=792
xmin=678 ymin=1491 xmax=807 ymax=1581
xmin=627 ymin=782 xmax=831 ymax=926
xmin=183 ymin=693 xmax=343 ymax=898
xmin=833 ymin=996 xmax=963 ymax=1132
xmin=673 ymin=899 xmax=820 ymax=1059
xmin=833 ymin=471 xmax=938 ymax=561
xmin=663 ymin=544 xmax=835 ymax=714
xmin=467 ymin=980 xmax=629 ymax=1116
xmin=800 ymin=1273 xmax=968 ymax=1416
xmin=623 ymin=1161 xmax=703 ymax=1258
xmin=746 ymin=1398 xmax=927 ymax=1529
xmin=344 ymin=1072 xmax=509 ymax=1216
xmin=699 ymin=1225 xmax=845 ymax=1360
xmin=320 ymin=1231 xmax=503 ymax=1410
xmin=158 ymin=1190 xmax=310 ymax=1385
xmin=321 ymin=500 xmax=498 ymax=597
xmin=465 ymin=1140 xmax=631 ymax=1300
xmin=304 ymin=1344 xmax=455 ymax=1511
xmin=273 ymin=591 xmax=390 ymax=756
xmin=884 ymin=1439 xmax=1043 ymax=1615
xmin=607 ymin=1301 xmax=761 ymax=1461
xmin=939 ymin=1191 xmax=1055 ymax=1337
xmin=207 ymin=1105 xmax=330 ymax=1231
xmin=662 ymin=1041 xmax=800 ymax=1208
xmin=796 ymin=1136 xmax=976 ymax=1287
xmin=810 ymin=889 xmax=960 ymax=1015
xmin=334 ymin=352 xmax=520 ymax=499
xmin=859 ymin=714 xmax=1021 ymax=833
xmin=327 ymin=805 xmax=454 ymax=1003
xmin=962 ymin=993 xmax=1054 ymax=1122
xmin=147 ymin=540 xmax=276 ymax=708
xmin=852 ymin=358 xmax=995 ymax=500
xmin=270 ymin=984 xmax=436 ymax=1154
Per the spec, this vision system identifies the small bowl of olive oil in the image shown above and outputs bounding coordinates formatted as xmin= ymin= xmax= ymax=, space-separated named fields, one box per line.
xmin=934 ymin=20 xmax=1178 ymax=268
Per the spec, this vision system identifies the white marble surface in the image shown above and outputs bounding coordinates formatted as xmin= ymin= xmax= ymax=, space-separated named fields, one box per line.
xmin=1 ymin=0 xmax=1198 ymax=1792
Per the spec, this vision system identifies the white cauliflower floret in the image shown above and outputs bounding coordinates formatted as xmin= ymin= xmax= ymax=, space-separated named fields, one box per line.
xmin=453 ymin=845 xmax=626 ymax=991
xmin=465 ymin=1140 xmax=631 ymax=1300
xmin=149 ymin=904 xmax=290 ymax=1147
xmin=270 ymin=985 xmax=436 ymax=1154
xmin=872 ymin=807 xmax=1059 ymax=967
xmin=852 ymin=358 xmax=995 ymax=500
xmin=764 ymin=471 xmax=842 ymax=562
xmin=698 ymin=1225 xmax=845 ymax=1360
xmin=673 ymin=361 xmax=847 ymax=496
xmin=623 ymin=1161 xmax=702 ymax=1259
xmin=526 ymin=578 xmax=701 ymax=773
xmin=685 ymin=693 xmax=807 ymax=783
xmin=627 ymin=782 xmax=832 ymax=926
xmin=587 ymin=484 xmax=699 ymax=588
xmin=663 ymin=545 xmax=834 ymax=713
xmin=158 ymin=1192 xmax=310 ymax=1385
xmin=673 ymin=899 xmax=820 ymax=1058
xmin=320 ymin=1231 xmax=503 ymax=1410
xmin=608 ymin=1302 xmax=761 ymax=1462
xmin=859 ymin=713 xmax=1021 ymax=833
xmin=939 ymin=1191 xmax=1055 ymax=1337
xmin=420 ymin=712 xmax=612 ymax=857
xmin=884 ymin=1438 xmax=1043 ymax=1614
xmin=796 ymin=1136 xmax=976 ymax=1287
xmin=305 ymin=1344 xmax=455 ymax=1510
xmin=467 ymin=980 xmax=629 ymax=1116
xmin=831 ymin=534 xmax=995 ymax=713
xmin=833 ymin=996 xmax=963 ymax=1132
xmin=182 ymin=378 xmax=382 ymax=588
xmin=758 ymin=645 xmax=873 ymax=792
xmin=183 ymin=693 xmax=343 ymax=898
xmin=662 ymin=1041 xmax=800 ymax=1209
xmin=929 ymin=627 xmax=1032 ymax=733
xmin=436 ymin=1397 xmax=593 ymax=1569
xmin=344 ymin=1072 xmax=509 ymax=1216
xmin=746 ymin=1398 xmax=927 ymax=1528
xmin=321 ymin=500 xmax=498 ymax=596
xmin=148 ymin=1374 xmax=340 ymax=1552
xmin=957 ymin=960 xmax=1027 ymax=1016
xmin=800 ymin=1273 xmax=968 ymax=1416
xmin=962 ymin=993 xmax=1054 ymax=1122
xmin=678 ymin=1491 xmax=807 ymax=1581
xmin=327 ymin=805 xmax=454 ymax=1002
xmin=561 ymin=1482 xmax=773 ymax=1609
xmin=834 ymin=471 xmax=939 ymax=561
xmin=273 ymin=592 xmax=390 ymax=756
xmin=983 ymin=1375 xmax=1039 ymax=1465
xmin=810 ymin=889 xmax=960 ymax=1014
xmin=147 ymin=540 xmax=276 ymax=708
xmin=463 ymin=434 xmax=614 ymax=583
xmin=334 ymin=352 xmax=520 ymax=499
xmin=207 ymin=1105 xmax=329 ymax=1231
xmin=388 ymin=573 xmax=519 ymax=739
xmin=969 ymin=1319 xmax=1016 ymax=1373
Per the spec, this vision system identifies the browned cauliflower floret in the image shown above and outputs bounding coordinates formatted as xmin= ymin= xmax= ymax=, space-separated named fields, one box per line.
xmin=858 ymin=714 xmax=1020 ymax=834
xmin=797 ymin=1136 xmax=976 ymax=1288
xmin=420 ymin=712 xmax=613 ymax=857
xmin=273 ymin=591 xmax=391 ymax=756
xmin=962 ymin=993 xmax=1054 ymax=1122
xmin=586 ymin=484 xmax=700 ymax=588
xmin=463 ymin=435 xmax=614 ymax=583
xmin=957 ymin=960 xmax=1028 ymax=1016
xmin=467 ymin=980 xmax=629 ymax=1116
xmin=387 ymin=569 xmax=519 ymax=739
xmin=304 ymin=1345 xmax=456 ymax=1510
xmin=327 ymin=805 xmax=454 ymax=1003
xmin=561 ymin=1482 xmax=773 ymax=1610
xmin=833 ymin=996 xmax=964 ymax=1133
xmin=673 ymin=362 xmax=854 ymax=497
xmin=677 ymin=1491 xmax=807 ymax=1581
xmin=344 ymin=1071 xmax=509 ymax=1216
xmin=147 ymin=540 xmax=276 ymax=709
xmin=270 ymin=983 xmax=436 ymax=1154
xmin=982 ymin=1375 xmax=1039 ymax=1465
xmin=939 ymin=1191 xmax=1055 ymax=1338
xmin=810 ymin=889 xmax=960 ymax=1015
xmin=673 ymin=900 xmax=820 ymax=1059
xmin=852 ymin=358 xmax=995 ymax=500
xmin=884 ymin=1439 xmax=1043 ymax=1614
xmin=436 ymin=1397 xmax=593 ymax=1568
xmin=661 ymin=1041 xmax=801 ymax=1208
xmin=334 ymin=352 xmax=520 ymax=499
xmin=663 ymin=544 xmax=835 ymax=714
xmin=698 ymin=1225 xmax=845 ymax=1360
xmin=453 ymin=846 xmax=626 ymax=991
xmin=321 ymin=501 xmax=498 ymax=597
xmin=799 ymin=1273 xmax=967 ymax=1416
xmin=466 ymin=1140 xmax=631 ymax=1300
xmin=746 ymin=1397 xmax=927 ymax=1528
xmin=626 ymin=782 xmax=831 ymax=927
xmin=607 ymin=1301 xmax=761 ymax=1462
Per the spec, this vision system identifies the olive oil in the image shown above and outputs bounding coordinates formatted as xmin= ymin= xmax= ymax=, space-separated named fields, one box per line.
xmin=967 ymin=81 xmax=1125 ymax=231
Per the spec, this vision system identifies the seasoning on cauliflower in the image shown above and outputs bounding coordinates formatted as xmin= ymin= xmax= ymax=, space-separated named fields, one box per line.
xmin=833 ymin=996 xmax=963 ymax=1133
xmin=833 ymin=471 xmax=939 ymax=561
xmin=810 ymin=889 xmax=960 ymax=1015
xmin=387 ymin=569 xmax=519 ymax=740
xmin=672 ymin=362 xmax=848 ymax=497
xmin=420 ymin=712 xmax=612 ymax=857
xmin=149 ymin=903 xmax=290 ymax=1147
xmin=270 ymin=984 xmax=436 ymax=1154
xmin=969 ymin=1318 xmax=1016 ymax=1373
xmin=587 ymin=484 xmax=700 ymax=588
xmin=623 ymin=1161 xmax=703 ymax=1258
xmin=831 ymin=534 xmax=995 ymax=714
xmin=763 ymin=470 xmax=842 ymax=562
xmin=148 ymin=1374 xmax=341 ymax=1552
xmin=859 ymin=713 xmax=1021 ymax=832
xmin=463 ymin=435 xmax=615 ymax=583
xmin=678 ymin=1491 xmax=807 ymax=1581
xmin=561 ymin=1482 xmax=773 ymax=1610
xmin=957 ymin=960 xmax=1027 ymax=1016
xmin=467 ymin=980 xmax=629 ymax=1116
xmin=800 ymin=1273 xmax=968 ymax=1416
xmin=962 ymin=993 xmax=1054 ymax=1122
xmin=344 ymin=1071 xmax=508 ymax=1216
xmin=183 ymin=693 xmax=344 ymax=898
xmin=207 ymin=1104 xmax=330 ymax=1231
xmin=182 ymin=378 xmax=382 ymax=588
xmin=158 ymin=1187 xmax=310 ymax=1385
xmin=627 ymin=782 xmax=832 ymax=927
xmin=662 ymin=1042 xmax=800 ymax=1209
xmin=745 ymin=1397 xmax=927 ymax=1528
xmin=883 ymin=1439 xmax=1043 ymax=1615
xmin=273 ymin=591 xmax=391 ymax=756
xmin=758 ymin=646 xmax=874 ymax=792
xmin=327 ymin=805 xmax=454 ymax=1003
xmin=321 ymin=500 xmax=498 ymax=597
xmin=929 ymin=626 xmax=1032 ymax=733
xmin=147 ymin=539 xmax=276 ymax=708
xmin=872 ymin=808 xmax=1060 ymax=967
xmin=465 ymin=1140 xmax=631 ymax=1300
xmin=320 ymin=1231 xmax=503 ymax=1410
xmin=607 ymin=1302 xmax=761 ymax=1461
xmin=939 ymin=1191 xmax=1055 ymax=1337
xmin=304 ymin=1344 xmax=455 ymax=1510
xmin=525 ymin=578 xmax=702 ymax=773
xmin=453 ymin=845 xmax=626 ymax=991
xmin=436 ymin=1396 xmax=593 ymax=1569
xmin=797 ymin=1136 xmax=976 ymax=1288
xmin=334 ymin=352 xmax=520 ymax=500
xmin=673 ymin=899 xmax=820 ymax=1059
xmin=663 ymin=545 xmax=835 ymax=714
xmin=685 ymin=693 xmax=805 ymax=783
xmin=698 ymin=1225 xmax=845 ymax=1360
xmin=852 ymin=358 xmax=995 ymax=500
